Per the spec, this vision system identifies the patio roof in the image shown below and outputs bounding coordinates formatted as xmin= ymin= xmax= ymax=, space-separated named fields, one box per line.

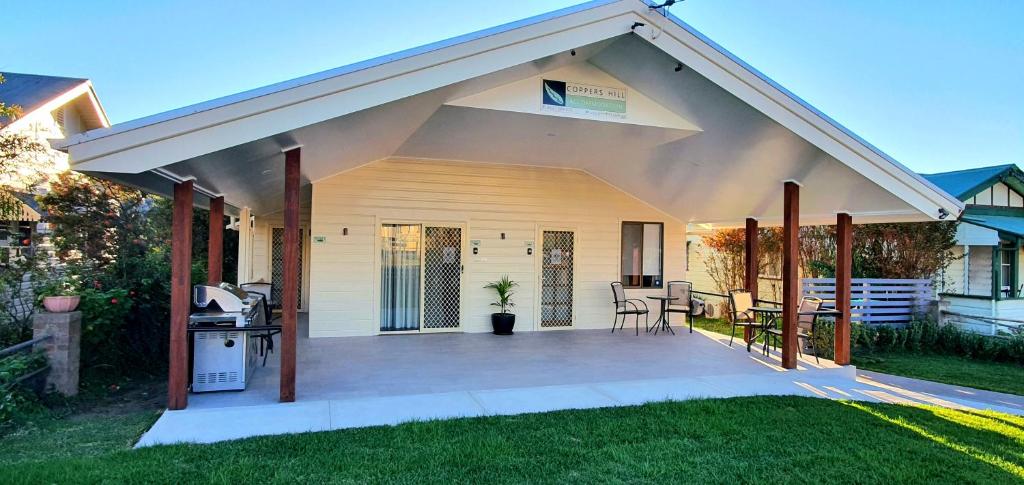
xmin=57 ymin=0 xmax=961 ymax=227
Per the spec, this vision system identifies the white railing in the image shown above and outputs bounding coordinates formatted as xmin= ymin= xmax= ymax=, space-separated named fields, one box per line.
xmin=802 ymin=278 xmax=932 ymax=325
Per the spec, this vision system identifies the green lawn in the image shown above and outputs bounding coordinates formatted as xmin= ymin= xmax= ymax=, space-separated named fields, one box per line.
xmin=854 ymin=352 xmax=1024 ymax=396
xmin=693 ymin=317 xmax=1024 ymax=397
xmin=1 ymin=396 xmax=1022 ymax=483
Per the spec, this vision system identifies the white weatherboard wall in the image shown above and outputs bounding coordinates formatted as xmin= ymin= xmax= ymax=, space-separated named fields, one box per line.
xmin=307 ymin=159 xmax=685 ymax=337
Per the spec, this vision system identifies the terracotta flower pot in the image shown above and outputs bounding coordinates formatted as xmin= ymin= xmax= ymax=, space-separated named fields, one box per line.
xmin=43 ymin=295 xmax=80 ymax=313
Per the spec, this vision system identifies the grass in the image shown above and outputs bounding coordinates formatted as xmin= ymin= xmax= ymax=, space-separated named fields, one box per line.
xmin=1 ymin=396 xmax=1023 ymax=483
xmin=693 ymin=317 xmax=1024 ymax=397
xmin=854 ymin=352 xmax=1024 ymax=396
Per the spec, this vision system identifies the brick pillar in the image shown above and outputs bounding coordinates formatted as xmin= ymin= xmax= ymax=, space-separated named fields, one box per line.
xmin=32 ymin=311 xmax=82 ymax=396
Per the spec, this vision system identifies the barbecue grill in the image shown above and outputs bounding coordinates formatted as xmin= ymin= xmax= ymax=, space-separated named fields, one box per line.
xmin=189 ymin=282 xmax=268 ymax=392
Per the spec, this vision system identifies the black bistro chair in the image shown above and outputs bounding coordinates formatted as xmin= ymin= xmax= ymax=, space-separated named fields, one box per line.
xmin=767 ymin=296 xmax=823 ymax=364
xmin=727 ymin=289 xmax=762 ymax=347
xmin=610 ymin=282 xmax=649 ymax=336
xmin=665 ymin=281 xmax=694 ymax=333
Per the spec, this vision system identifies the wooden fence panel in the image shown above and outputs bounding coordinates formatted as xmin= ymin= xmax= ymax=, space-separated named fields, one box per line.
xmin=803 ymin=278 xmax=932 ymax=325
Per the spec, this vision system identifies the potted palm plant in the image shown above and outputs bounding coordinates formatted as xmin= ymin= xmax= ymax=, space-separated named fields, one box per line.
xmin=485 ymin=275 xmax=518 ymax=335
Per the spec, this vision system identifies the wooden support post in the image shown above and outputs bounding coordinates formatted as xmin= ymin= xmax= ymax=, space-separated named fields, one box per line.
xmin=281 ymin=148 xmax=300 ymax=402
xmin=834 ymin=212 xmax=852 ymax=365
xmin=781 ymin=181 xmax=799 ymax=369
xmin=169 ymin=180 xmax=193 ymax=410
xmin=744 ymin=218 xmax=758 ymax=342
xmin=208 ymin=196 xmax=224 ymax=284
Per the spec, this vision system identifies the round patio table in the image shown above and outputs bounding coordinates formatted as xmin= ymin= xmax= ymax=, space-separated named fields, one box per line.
xmin=646 ymin=296 xmax=678 ymax=335
xmin=748 ymin=306 xmax=781 ymax=354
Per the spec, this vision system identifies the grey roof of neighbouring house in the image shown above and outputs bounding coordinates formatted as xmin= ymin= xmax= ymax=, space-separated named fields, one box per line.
xmin=920 ymin=164 xmax=1022 ymax=201
xmin=0 ymin=72 xmax=88 ymax=128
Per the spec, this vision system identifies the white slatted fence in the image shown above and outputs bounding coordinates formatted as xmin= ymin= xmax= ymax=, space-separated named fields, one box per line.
xmin=802 ymin=278 xmax=932 ymax=325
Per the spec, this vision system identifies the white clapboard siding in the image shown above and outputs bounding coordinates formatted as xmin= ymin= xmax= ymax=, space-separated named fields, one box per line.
xmin=802 ymin=278 xmax=932 ymax=325
xmin=307 ymin=158 xmax=686 ymax=338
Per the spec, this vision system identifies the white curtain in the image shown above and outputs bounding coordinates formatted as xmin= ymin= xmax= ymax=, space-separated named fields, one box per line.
xmin=380 ymin=224 xmax=421 ymax=331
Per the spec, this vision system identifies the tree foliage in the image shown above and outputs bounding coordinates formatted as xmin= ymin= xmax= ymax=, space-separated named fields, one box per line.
xmin=37 ymin=172 xmax=150 ymax=270
xmin=36 ymin=173 xmax=238 ymax=373
xmin=0 ymin=74 xmax=46 ymax=221
xmin=0 ymin=74 xmax=20 ymax=121
xmin=700 ymin=221 xmax=960 ymax=292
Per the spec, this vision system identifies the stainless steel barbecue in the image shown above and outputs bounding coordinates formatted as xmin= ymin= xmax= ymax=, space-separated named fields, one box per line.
xmin=190 ymin=282 xmax=268 ymax=392
xmin=192 ymin=282 xmax=264 ymax=327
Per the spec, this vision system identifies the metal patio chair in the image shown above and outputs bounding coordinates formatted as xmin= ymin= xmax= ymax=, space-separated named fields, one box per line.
xmin=766 ymin=296 xmax=823 ymax=363
xmin=611 ymin=282 xmax=649 ymax=336
xmin=665 ymin=281 xmax=694 ymax=333
xmin=727 ymin=289 xmax=761 ymax=347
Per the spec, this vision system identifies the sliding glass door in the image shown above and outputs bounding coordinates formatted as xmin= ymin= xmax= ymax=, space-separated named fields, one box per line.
xmin=380 ymin=223 xmax=463 ymax=332
xmin=380 ymin=224 xmax=422 ymax=331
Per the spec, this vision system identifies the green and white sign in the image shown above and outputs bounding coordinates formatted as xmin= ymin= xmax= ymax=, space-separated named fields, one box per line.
xmin=541 ymin=79 xmax=627 ymax=119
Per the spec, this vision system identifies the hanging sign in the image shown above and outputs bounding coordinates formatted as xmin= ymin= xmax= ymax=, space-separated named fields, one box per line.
xmin=540 ymin=79 xmax=627 ymax=119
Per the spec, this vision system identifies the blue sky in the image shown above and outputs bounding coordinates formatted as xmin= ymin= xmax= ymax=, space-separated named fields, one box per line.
xmin=2 ymin=0 xmax=1020 ymax=173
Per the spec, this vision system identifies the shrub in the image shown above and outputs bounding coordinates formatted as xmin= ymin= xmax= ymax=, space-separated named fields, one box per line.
xmin=0 ymin=351 xmax=47 ymax=427
xmin=813 ymin=319 xmax=836 ymax=360
xmin=77 ymin=288 xmax=133 ymax=371
xmin=850 ymin=317 xmax=1024 ymax=365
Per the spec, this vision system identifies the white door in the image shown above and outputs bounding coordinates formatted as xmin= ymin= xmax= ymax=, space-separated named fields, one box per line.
xmin=379 ymin=223 xmax=464 ymax=333
xmin=540 ymin=229 xmax=575 ymax=328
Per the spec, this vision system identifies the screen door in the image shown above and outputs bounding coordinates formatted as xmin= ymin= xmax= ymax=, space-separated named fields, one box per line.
xmin=271 ymin=227 xmax=304 ymax=309
xmin=540 ymin=230 xmax=574 ymax=328
xmin=422 ymin=226 xmax=463 ymax=330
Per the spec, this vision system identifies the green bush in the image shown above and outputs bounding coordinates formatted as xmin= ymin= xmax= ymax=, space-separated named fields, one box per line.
xmin=813 ymin=319 xmax=836 ymax=360
xmin=77 ymin=288 xmax=133 ymax=371
xmin=851 ymin=317 xmax=1024 ymax=365
xmin=0 ymin=351 xmax=47 ymax=427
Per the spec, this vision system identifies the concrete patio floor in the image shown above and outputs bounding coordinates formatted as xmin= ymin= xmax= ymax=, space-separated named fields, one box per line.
xmin=137 ymin=317 xmax=1024 ymax=447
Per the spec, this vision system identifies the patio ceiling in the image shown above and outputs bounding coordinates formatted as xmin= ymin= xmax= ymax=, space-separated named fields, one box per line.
xmin=61 ymin=0 xmax=961 ymax=226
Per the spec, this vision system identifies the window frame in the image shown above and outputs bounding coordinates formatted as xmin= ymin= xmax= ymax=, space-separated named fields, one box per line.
xmin=620 ymin=221 xmax=664 ymax=289
xmin=998 ymin=240 xmax=1017 ymax=298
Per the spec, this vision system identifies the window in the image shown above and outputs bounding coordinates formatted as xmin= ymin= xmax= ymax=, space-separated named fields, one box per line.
xmin=999 ymin=241 xmax=1017 ymax=298
xmin=621 ymin=222 xmax=663 ymax=288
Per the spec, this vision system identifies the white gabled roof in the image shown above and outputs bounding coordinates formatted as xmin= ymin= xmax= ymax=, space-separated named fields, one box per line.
xmin=58 ymin=0 xmax=961 ymax=223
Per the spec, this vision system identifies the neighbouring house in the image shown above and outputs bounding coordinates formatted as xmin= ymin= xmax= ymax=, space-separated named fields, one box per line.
xmin=0 ymin=72 xmax=110 ymax=261
xmin=923 ymin=163 xmax=1024 ymax=334
xmin=0 ymin=192 xmax=49 ymax=264
xmin=0 ymin=72 xmax=110 ymax=165
xmin=55 ymin=0 xmax=962 ymax=409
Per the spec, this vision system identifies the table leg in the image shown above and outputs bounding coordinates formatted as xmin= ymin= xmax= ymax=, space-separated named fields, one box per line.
xmin=664 ymin=306 xmax=676 ymax=335
xmin=650 ymin=309 xmax=663 ymax=334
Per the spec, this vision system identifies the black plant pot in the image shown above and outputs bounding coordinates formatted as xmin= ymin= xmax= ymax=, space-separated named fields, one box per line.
xmin=491 ymin=313 xmax=516 ymax=335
